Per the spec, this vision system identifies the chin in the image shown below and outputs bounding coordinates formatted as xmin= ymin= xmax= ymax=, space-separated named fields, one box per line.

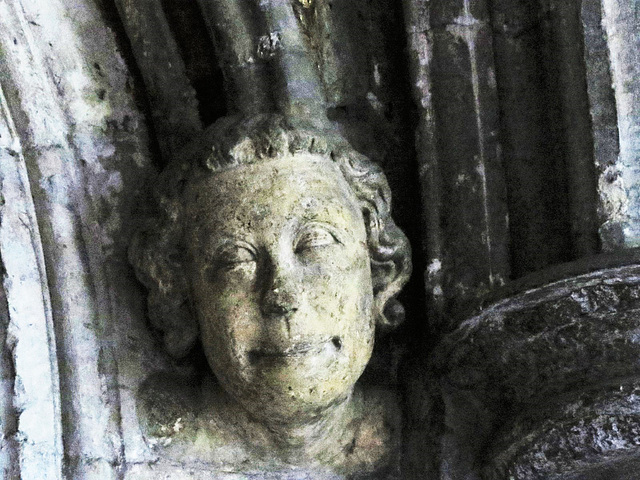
xmin=214 ymin=347 xmax=371 ymax=421
xmin=228 ymin=370 xmax=356 ymax=420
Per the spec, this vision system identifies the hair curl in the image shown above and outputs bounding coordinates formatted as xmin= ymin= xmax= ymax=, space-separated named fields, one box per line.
xmin=129 ymin=114 xmax=412 ymax=358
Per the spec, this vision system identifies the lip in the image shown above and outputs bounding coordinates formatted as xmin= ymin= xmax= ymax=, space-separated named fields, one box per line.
xmin=248 ymin=337 xmax=341 ymax=364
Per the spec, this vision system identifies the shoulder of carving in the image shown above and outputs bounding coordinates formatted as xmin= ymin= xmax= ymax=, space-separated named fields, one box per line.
xmin=137 ymin=374 xmax=257 ymax=467
xmin=137 ymin=372 xmax=200 ymax=443
xmin=341 ymin=385 xmax=402 ymax=477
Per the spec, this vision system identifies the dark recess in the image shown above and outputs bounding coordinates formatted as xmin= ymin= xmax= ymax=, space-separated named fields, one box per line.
xmin=160 ymin=0 xmax=228 ymax=127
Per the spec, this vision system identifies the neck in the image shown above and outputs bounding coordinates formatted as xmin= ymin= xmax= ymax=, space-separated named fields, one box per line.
xmin=202 ymin=377 xmax=354 ymax=462
xmin=262 ymin=395 xmax=352 ymax=459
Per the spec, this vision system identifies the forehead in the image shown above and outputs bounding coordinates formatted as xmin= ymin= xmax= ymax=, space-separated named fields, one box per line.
xmin=183 ymin=154 xmax=363 ymax=234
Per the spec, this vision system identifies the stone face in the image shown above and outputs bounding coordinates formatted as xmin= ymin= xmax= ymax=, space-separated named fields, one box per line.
xmin=128 ymin=115 xmax=412 ymax=477
xmin=185 ymin=156 xmax=375 ymax=422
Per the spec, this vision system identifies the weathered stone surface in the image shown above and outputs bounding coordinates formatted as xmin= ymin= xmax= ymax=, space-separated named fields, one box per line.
xmin=435 ymin=258 xmax=640 ymax=478
xmin=601 ymin=0 xmax=640 ymax=248
xmin=404 ymin=0 xmax=510 ymax=331
xmin=0 ymin=83 xmax=63 ymax=480
xmin=0 ymin=0 xmax=155 ymax=477
xmin=581 ymin=0 xmax=624 ymax=252
xmin=550 ymin=0 xmax=599 ymax=258
xmin=490 ymin=1 xmax=573 ymax=276
xmin=443 ymin=264 xmax=640 ymax=398
xmin=431 ymin=20 xmax=509 ymax=312
xmin=1 ymin=0 xmax=640 ymax=477
xmin=114 ymin=0 xmax=202 ymax=157
xmin=196 ymin=0 xmax=272 ymax=115
xmin=485 ymin=384 xmax=640 ymax=479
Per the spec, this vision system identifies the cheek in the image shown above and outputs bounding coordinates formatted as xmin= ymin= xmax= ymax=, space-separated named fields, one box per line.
xmin=192 ymin=279 xmax=261 ymax=363
xmin=306 ymin=250 xmax=374 ymax=336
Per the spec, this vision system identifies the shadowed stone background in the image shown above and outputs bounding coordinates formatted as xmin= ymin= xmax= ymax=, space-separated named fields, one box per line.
xmin=0 ymin=0 xmax=638 ymax=478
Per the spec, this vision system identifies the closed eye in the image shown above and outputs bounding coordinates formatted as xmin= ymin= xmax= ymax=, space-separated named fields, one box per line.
xmin=294 ymin=225 xmax=341 ymax=254
xmin=216 ymin=244 xmax=256 ymax=271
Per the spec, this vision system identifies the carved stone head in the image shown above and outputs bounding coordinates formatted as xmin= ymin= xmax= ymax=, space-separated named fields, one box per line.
xmin=129 ymin=114 xmax=411 ymax=423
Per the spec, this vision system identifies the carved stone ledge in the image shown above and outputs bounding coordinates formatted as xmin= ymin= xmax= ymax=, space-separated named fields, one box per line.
xmin=434 ymin=256 xmax=640 ymax=478
xmin=484 ymin=383 xmax=640 ymax=479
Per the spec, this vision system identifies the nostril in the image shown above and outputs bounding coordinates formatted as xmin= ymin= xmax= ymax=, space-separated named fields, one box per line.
xmin=331 ymin=336 xmax=342 ymax=350
xmin=262 ymin=303 xmax=297 ymax=318
xmin=248 ymin=351 xmax=260 ymax=364
xmin=261 ymin=284 xmax=299 ymax=319
xmin=268 ymin=305 xmax=287 ymax=316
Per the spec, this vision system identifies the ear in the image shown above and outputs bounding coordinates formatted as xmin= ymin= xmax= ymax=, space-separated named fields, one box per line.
xmin=130 ymin=219 xmax=199 ymax=358
xmin=163 ymin=311 xmax=199 ymax=358
xmin=143 ymin=292 xmax=199 ymax=359
xmin=367 ymin=214 xmax=412 ymax=330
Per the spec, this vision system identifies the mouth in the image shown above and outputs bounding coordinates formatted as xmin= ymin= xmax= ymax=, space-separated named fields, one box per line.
xmin=248 ymin=336 xmax=342 ymax=364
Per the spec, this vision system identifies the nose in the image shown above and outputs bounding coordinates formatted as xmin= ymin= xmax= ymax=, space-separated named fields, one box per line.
xmin=261 ymin=287 xmax=298 ymax=319
xmin=259 ymin=256 xmax=300 ymax=321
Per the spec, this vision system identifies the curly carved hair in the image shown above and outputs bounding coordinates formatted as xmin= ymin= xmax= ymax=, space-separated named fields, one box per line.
xmin=129 ymin=114 xmax=412 ymax=358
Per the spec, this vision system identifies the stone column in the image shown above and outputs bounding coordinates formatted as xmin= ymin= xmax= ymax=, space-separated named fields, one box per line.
xmin=581 ymin=0 xmax=625 ymax=251
xmin=416 ymin=1 xmax=640 ymax=478
xmin=0 ymin=0 xmax=154 ymax=477
xmin=404 ymin=0 xmax=511 ymax=332
xmin=600 ymin=0 xmax=640 ymax=248
xmin=114 ymin=0 xmax=202 ymax=158
xmin=0 ymin=80 xmax=63 ymax=480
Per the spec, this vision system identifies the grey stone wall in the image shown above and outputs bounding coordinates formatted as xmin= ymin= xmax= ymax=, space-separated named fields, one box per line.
xmin=405 ymin=0 xmax=639 ymax=332
xmin=0 ymin=0 xmax=155 ymax=477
